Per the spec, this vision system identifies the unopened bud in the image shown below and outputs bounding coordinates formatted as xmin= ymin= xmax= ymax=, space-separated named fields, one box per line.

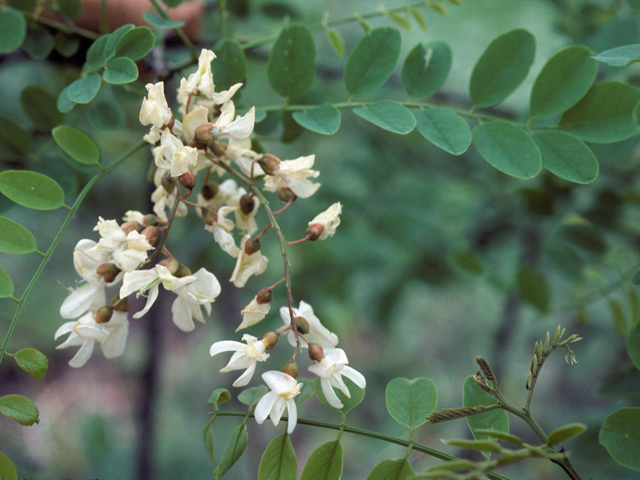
xmin=95 ymin=305 xmax=113 ymax=324
xmin=121 ymin=221 xmax=144 ymax=234
xmin=306 ymin=224 xmax=325 ymax=241
xmin=179 ymin=171 xmax=196 ymax=190
xmin=201 ymin=206 xmax=218 ymax=226
xmin=256 ymin=287 xmax=273 ymax=304
xmin=201 ymin=181 xmax=219 ymax=200
xmin=262 ymin=331 xmax=278 ymax=350
xmin=294 ymin=316 xmax=310 ymax=335
xmin=278 ymin=188 xmax=297 ymax=203
xmin=239 ymin=194 xmax=255 ymax=215
xmin=281 ymin=361 xmax=299 ymax=379
xmin=258 ymin=154 xmax=281 ymax=176
xmin=143 ymin=226 xmax=158 ymax=244
xmin=112 ymin=296 xmax=130 ymax=312
xmin=96 ymin=263 xmax=121 ymax=283
xmin=210 ymin=141 xmax=228 ymax=157
xmin=194 ymin=122 xmax=215 ymax=145
xmin=175 ymin=264 xmax=192 ymax=278
xmin=244 ymin=236 xmax=261 ymax=255
xmin=158 ymin=257 xmax=179 ymax=275
xmin=143 ymin=214 xmax=159 ymax=227
xmin=162 ymin=175 xmax=176 ymax=194
xmin=308 ymin=343 xmax=325 ymax=362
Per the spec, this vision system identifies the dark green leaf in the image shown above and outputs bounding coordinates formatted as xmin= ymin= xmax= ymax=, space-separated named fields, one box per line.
xmin=163 ymin=0 xmax=184 ymax=6
xmin=85 ymin=34 xmax=110 ymax=70
xmin=472 ymin=121 xmax=541 ymax=179
xmin=54 ymin=31 xmax=80 ymax=57
xmin=103 ymin=57 xmax=138 ymax=84
xmin=344 ymin=27 xmax=401 ymax=97
xmin=314 ymin=376 xmax=365 ymax=414
xmin=300 ymin=441 xmax=343 ymax=480
xmin=0 ymin=6 xmax=26 ymax=54
xmin=104 ymin=24 xmax=134 ymax=59
xmin=214 ymin=424 xmax=248 ymax=479
xmin=402 ymin=41 xmax=452 ymax=98
xmin=8 ymin=0 xmax=37 ymax=11
xmin=366 ymin=458 xmax=415 ymax=480
xmin=21 ymin=24 xmax=54 ymax=60
xmin=238 ymin=385 xmax=268 ymax=406
xmin=20 ymin=86 xmax=64 ymax=131
xmin=203 ymin=421 xmax=214 ymax=462
xmin=547 ymin=423 xmax=587 ymax=445
xmin=557 ymin=224 xmax=606 ymax=254
xmin=14 ymin=348 xmax=48 ymax=380
xmin=87 ymin=101 xmax=125 ymax=131
xmin=448 ymin=249 xmax=483 ymax=275
xmin=52 ymin=126 xmax=100 ymax=165
xmin=267 ymin=25 xmax=315 ymax=99
xmin=57 ymin=0 xmax=83 ymax=21
xmin=470 ymin=29 xmax=535 ymax=108
xmin=282 ymin=110 xmax=305 ymax=143
xmin=57 ymin=86 xmax=75 ymax=114
xmin=596 ymin=364 xmax=640 ymax=399
xmin=66 ymin=73 xmax=101 ymax=104
xmin=558 ymin=81 xmax=640 ymax=143
xmin=517 ymin=265 xmax=550 ymax=313
xmin=593 ymin=44 xmax=640 ymax=66
xmin=292 ymin=105 xmax=341 ymax=135
xmin=599 ymin=407 xmax=640 ymax=471
xmin=627 ymin=321 xmax=640 ymax=370
xmin=444 ymin=438 xmax=502 ymax=452
xmin=610 ymin=299 xmax=627 ymax=336
xmin=325 ymin=27 xmax=345 ymax=58
xmin=0 ymin=116 xmax=31 ymax=160
xmin=212 ymin=39 xmax=247 ymax=92
xmin=0 ymin=217 xmax=36 ymax=254
xmin=0 ymin=268 xmax=13 ymax=298
xmin=207 ymin=388 xmax=231 ymax=405
xmin=0 ymin=450 xmax=17 ymax=480
xmin=530 ymin=45 xmax=597 ymax=119
xmin=385 ymin=377 xmax=437 ymax=430
xmin=115 ymin=26 xmax=155 ymax=61
xmin=414 ymin=107 xmax=470 ymax=155
xmin=353 ymin=101 xmax=416 ymax=134
xmin=533 ymin=130 xmax=598 ymax=184
xmin=294 ymin=378 xmax=314 ymax=406
xmin=0 ymin=394 xmax=39 ymax=426
xmin=258 ymin=433 xmax=297 ymax=480
xmin=143 ymin=12 xmax=184 ymax=29
xmin=0 ymin=170 xmax=64 ymax=210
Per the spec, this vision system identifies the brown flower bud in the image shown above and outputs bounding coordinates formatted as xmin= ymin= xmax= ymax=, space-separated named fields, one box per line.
xmin=158 ymin=257 xmax=179 ymax=275
xmin=281 ymin=361 xmax=299 ymax=379
xmin=96 ymin=263 xmax=121 ymax=283
xmin=175 ymin=264 xmax=192 ymax=278
xmin=306 ymin=224 xmax=325 ymax=241
xmin=258 ymin=154 xmax=281 ymax=176
xmin=201 ymin=180 xmax=219 ymax=200
xmin=262 ymin=331 xmax=278 ymax=350
xmin=95 ymin=305 xmax=113 ymax=324
xmin=308 ymin=343 xmax=325 ymax=362
xmin=162 ymin=175 xmax=176 ymax=194
xmin=201 ymin=206 xmax=218 ymax=226
xmin=194 ymin=122 xmax=215 ymax=145
xmin=294 ymin=316 xmax=310 ymax=335
xmin=143 ymin=226 xmax=159 ymax=245
xmin=179 ymin=171 xmax=196 ymax=190
xmin=143 ymin=214 xmax=160 ymax=227
xmin=278 ymin=188 xmax=297 ymax=203
xmin=256 ymin=287 xmax=273 ymax=304
xmin=210 ymin=141 xmax=228 ymax=157
xmin=121 ymin=221 xmax=144 ymax=234
xmin=112 ymin=296 xmax=130 ymax=313
xmin=244 ymin=236 xmax=261 ymax=255
xmin=239 ymin=194 xmax=255 ymax=215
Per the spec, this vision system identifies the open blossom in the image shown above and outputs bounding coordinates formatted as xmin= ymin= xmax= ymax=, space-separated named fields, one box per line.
xmin=308 ymin=203 xmax=342 ymax=240
xmin=236 ymin=296 xmax=270 ymax=331
xmin=153 ymin=129 xmax=199 ymax=178
xmin=151 ymin=168 xmax=188 ymax=222
xmin=230 ymin=235 xmax=268 ymax=288
xmin=140 ymin=82 xmax=172 ymax=128
xmin=254 ymin=371 xmax=301 ymax=434
xmin=180 ymin=49 xmax=216 ymax=99
xmin=204 ymin=207 xmax=240 ymax=258
xmin=263 ymin=155 xmax=320 ymax=198
xmin=308 ymin=348 xmax=366 ymax=409
xmin=94 ymin=217 xmax=153 ymax=272
xmin=280 ymin=300 xmax=338 ymax=349
xmin=210 ymin=334 xmax=270 ymax=386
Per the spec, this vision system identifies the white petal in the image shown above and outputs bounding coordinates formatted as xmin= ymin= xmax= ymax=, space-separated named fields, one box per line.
xmin=132 ymin=283 xmax=160 ymax=319
xmin=286 ymin=399 xmax=297 ymax=434
xmin=210 ymin=340 xmax=245 ymax=357
xmin=321 ymin=378 xmax=343 ymax=409
xmin=255 ymin=392 xmax=276 ymax=424
xmin=171 ymin=295 xmax=196 ymax=332
xmin=68 ymin=339 xmax=95 ymax=368
xmin=262 ymin=370 xmax=297 ymax=395
xmin=54 ymin=321 xmax=76 ymax=340
xmin=232 ymin=362 xmax=256 ymax=387
xmin=341 ymin=365 xmax=366 ymax=389
xmin=269 ymin=397 xmax=286 ymax=426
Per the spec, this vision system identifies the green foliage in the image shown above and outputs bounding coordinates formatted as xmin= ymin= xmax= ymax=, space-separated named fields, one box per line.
xmin=299 ymin=441 xmax=343 ymax=480
xmin=103 ymin=57 xmax=139 ymax=84
xmin=13 ymin=348 xmax=48 ymax=380
xmin=0 ymin=451 xmax=17 ymax=480
xmin=546 ymin=423 xmax=587 ymax=445
xmin=517 ymin=265 xmax=550 ymax=313
xmin=385 ymin=377 xmax=437 ymax=430
xmin=207 ymin=388 xmax=231 ymax=405
xmin=57 ymin=0 xmax=83 ymax=21
xmin=626 ymin=321 xmax=640 ymax=370
xmin=599 ymin=407 xmax=640 ymax=472
xmin=413 ymin=108 xmax=471 ymax=155
xmin=258 ymin=433 xmax=297 ymax=480
xmin=401 ymin=41 xmax=452 ymax=99
xmin=294 ymin=378 xmax=314 ymax=406
xmin=267 ymin=25 xmax=316 ymax=99
xmin=66 ymin=73 xmax=102 ymax=104
xmin=87 ymin=101 xmax=126 ymax=131
xmin=533 ymin=131 xmax=598 ymax=184
xmin=212 ymin=40 xmax=248 ymax=92
xmin=238 ymin=385 xmax=268 ymax=406
xmin=353 ymin=101 xmax=416 ymax=134
xmin=143 ymin=12 xmax=185 ymax=29
xmin=52 ymin=126 xmax=100 ymax=165
xmin=203 ymin=421 xmax=214 ymax=462
xmin=0 ymin=268 xmax=14 ymax=298
xmin=114 ymin=27 xmax=156 ymax=61
xmin=443 ymin=438 xmax=502 ymax=452
xmin=474 ymin=429 xmax=523 ymax=445
xmin=593 ymin=44 xmax=640 ymax=66
xmin=0 ymin=117 xmax=31 ymax=160
xmin=0 ymin=170 xmax=64 ymax=210
xmin=214 ymin=424 xmax=248 ymax=479
xmin=292 ymin=105 xmax=341 ymax=135
xmin=0 ymin=217 xmax=36 ymax=254
xmin=0 ymin=6 xmax=26 ymax=54
xmin=324 ymin=27 xmax=345 ymax=57
xmin=366 ymin=458 xmax=415 ymax=480
xmin=20 ymin=86 xmax=63 ymax=131
xmin=22 ymin=25 xmax=54 ymax=61
xmin=0 ymin=394 xmax=39 ymax=426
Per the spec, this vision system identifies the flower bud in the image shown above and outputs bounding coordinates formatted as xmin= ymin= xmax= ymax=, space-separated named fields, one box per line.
xmin=278 ymin=188 xmax=297 ymax=203
xmin=201 ymin=180 xmax=219 ymax=200
xmin=158 ymin=257 xmax=179 ymax=275
xmin=112 ymin=296 xmax=130 ymax=313
xmin=294 ymin=316 xmax=310 ymax=335
xmin=121 ymin=221 xmax=144 ymax=234
xmin=239 ymin=194 xmax=255 ymax=215
xmin=194 ymin=122 xmax=215 ymax=145
xmin=257 ymin=154 xmax=281 ymax=176
xmin=143 ymin=226 xmax=159 ymax=244
xmin=306 ymin=224 xmax=325 ymax=241
xmin=175 ymin=264 xmax=192 ymax=278
xmin=143 ymin=214 xmax=159 ymax=227
xmin=281 ymin=361 xmax=299 ymax=379
xmin=201 ymin=206 xmax=218 ymax=226
xmin=244 ymin=236 xmax=261 ymax=255
xmin=95 ymin=305 xmax=113 ymax=324
xmin=308 ymin=343 xmax=325 ymax=362
xmin=262 ymin=331 xmax=278 ymax=350
xmin=210 ymin=141 xmax=228 ymax=158
xmin=96 ymin=263 xmax=121 ymax=283
xmin=256 ymin=287 xmax=273 ymax=304
xmin=162 ymin=175 xmax=176 ymax=194
xmin=179 ymin=171 xmax=196 ymax=190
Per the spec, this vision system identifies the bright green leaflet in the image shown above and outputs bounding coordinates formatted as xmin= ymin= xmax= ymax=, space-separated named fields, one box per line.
xmin=353 ymin=101 xmax=416 ymax=134
xmin=413 ymin=107 xmax=471 ymax=155
xmin=115 ymin=27 xmax=156 ymax=61
xmin=533 ymin=130 xmax=598 ymax=184
xmin=593 ymin=44 xmax=640 ymax=66
xmin=366 ymin=458 xmax=415 ymax=480
xmin=213 ymin=424 xmax=248 ymax=479
xmin=207 ymin=388 xmax=231 ymax=405
xmin=0 ymin=6 xmax=26 ymax=54
xmin=529 ymin=45 xmax=597 ymax=119
xmin=203 ymin=421 xmax=214 ymax=462
xmin=103 ymin=57 xmax=139 ymax=84
xmin=87 ymin=101 xmax=125 ymax=131
xmin=313 ymin=376 xmax=365 ymax=414
xmin=0 ymin=394 xmax=39 ymax=426
xmin=66 ymin=73 xmax=102 ymax=104
xmin=20 ymin=86 xmax=64 ymax=131
xmin=0 ymin=170 xmax=64 ymax=210
xmin=14 ymin=348 xmax=48 ymax=381
xmin=292 ymin=105 xmax=341 ymax=135
xmin=212 ymin=39 xmax=248 ymax=92
xmin=57 ymin=86 xmax=75 ymax=114
xmin=517 ymin=264 xmax=550 ymax=313
xmin=444 ymin=438 xmax=502 ymax=452
xmin=0 ymin=451 xmax=17 ymax=480
xmin=475 ymin=429 xmax=523 ymax=445
xmin=470 ymin=28 xmax=536 ymax=108
xmin=599 ymin=407 xmax=640 ymax=471
xmin=626 ymin=321 xmax=640 ymax=370
xmin=472 ymin=121 xmax=541 ymax=179
xmin=85 ymin=34 xmax=110 ymax=70
xmin=143 ymin=12 xmax=185 ymax=29
xmin=344 ymin=27 xmax=401 ymax=97
xmin=0 ymin=268 xmax=13 ymax=298
xmin=104 ymin=24 xmax=134 ymax=58
xmin=299 ymin=441 xmax=343 ymax=480
xmin=267 ymin=25 xmax=316 ymax=99
xmin=238 ymin=385 xmax=268 ymax=406
xmin=385 ymin=377 xmax=437 ymax=430
xmin=22 ymin=24 xmax=54 ymax=61
xmin=258 ymin=433 xmax=297 ymax=480
xmin=0 ymin=217 xmax=37 ymax=254
xmin=546 ymin=423 xmax=586 ymax=446
xmin=325 ymin=27 xmax=345 ymax=57
xmin=0 ymin=116 xmax=31 ymax=160
xmin=401 ymin=40 xmax=452 ymax=98
xmin=294 ymin=378 xmax=314 ymax=406
xmin=52 ymin=126 xmax=100 ymax=165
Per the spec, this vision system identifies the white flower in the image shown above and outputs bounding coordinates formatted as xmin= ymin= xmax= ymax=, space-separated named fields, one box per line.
xmin=308 ymin=348 xmax=366 ymax=409
xmin=94 ymin=217 xmax=153 ymax=272
xmin=308 ymin=203 xmax=342 ymax=240
xmin=280 ymin=300 xmax=338 ymax=349
xmin=151 ymin=168 xmax=188 ymax=222
xmin=236 ymin=297 xmax=270 ymax=331
xmin=180 ymin=49 xmax=216 ymax=99
xmin=55 ymin=312 xmax=109 ymax=368
xmin=171 ymin=268 xmax=221 ymax=331
xmin=140 ymin=82 xmax=172 ymax=128
xmin=229 ymin=235 xmax=268 ymax=288
xmin=226 ymin=137 xmax=264 ymax=177
xmin=182 ymin=105 xmax=210 ymax=145
xmin=100 ymin=311 xmax=129 ymax=359
xmin=153 ymin=129 xmax=199 ymax=178
xmin=210 ymin=334 xmax=270 ymax=387
xmin=263 ymin=155 xmax=320 ymax=198
xmin=254 ymin=371 xmax=301 ymax=434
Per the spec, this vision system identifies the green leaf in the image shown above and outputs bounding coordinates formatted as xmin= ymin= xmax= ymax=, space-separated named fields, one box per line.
xmin=143 ymin=12 xmax=185 ymax=29
xmin=557 ymin=224 xmax=606 ymax=255
xmin=558 ymin=81 xmax=640 ymax=143
xmin=408 ymin=6 xmax=427 ymax=30
xmin=57 ymin=0 xmax=83 ymax=21
xmin=57 ymin=86 xmax=75 ymax=114
xmin=344 ymin=27 xmax=401 ymax=97
xmin=547 ymin=423 xmax=587 ymax=445
xmin=545 ymin=244 xmax=583 ymax=280
xmin=212 ymin=39 xmax=248 ymax=92
xmin=0 ymin=170 xmax=64 ymax=210
xmin=414 ymin=107 xmax=470 ymax=155
xmin=474 ymin=429 xmax=523 ymax=445
xmin=163 ymin=0 xmax=184 ymax=6
xmin=610 ymin=299 xmax=627 ymax=336
xmin=87 ymin=101 xmax=125 ymax=131
xmin=300 ymin=441 xmax=343 ymax=480
xmin=325 ymin=27 xmax=345 ymax=57
xmin=8 ymin=0 xmax=37 ymax=11
xmin=20 ymin=86 xmax=64 ymax=131
xmin=66 ymin=73 xmax=102 ymax=104
xmin=0 ymin=116 xmax=31 ymax=160
xmin=52 ymin=126 xmax=100 ymax=165
xmin=0 ymin=394 xmax=39 ymax=426
xmin=517 ymin=265 xmax=550 ymax=313
xmin=596 ymin=364 xmax=640 ymax=399
xmin=258 ymin=433 xmax=297 ymax=480
xmin=627 ymin=320 xmax=640 ymax=370
xmin=0 ymin=217 xmax=36 ymax=254
xmin=54 ymin=31 xmax=80 ymax=58
xmin=103 ymin=57 xmax=139 ymax=84
xmin=472 ymin=121 xmax=541 ymax=179
xmin=385 ymin=377 xmax=437 ymax=430
xmin=115 ymin=26 xmax=155 ymax=61
xmin=203 ymin=421 xmax=214 ymax=462
xmin=85 ymin=34 xmax=110 ymax=70
xmin=366 ymin=458 xmax=415 ymax=480
xmin=463 ymin=376 xmax=509 ymax=460
xmin=267 ymin=25 xmax=316 ymax=99
xmin=292 ymin=105 xmax=341 ymax=135
xmin=448 ymin=249 xmax=483 ymax=275
xmin=530 ymin=45 xmax=598 ymax=119
xmin=214 ymin=423 xmax=248 ymax=479
xmin=0 ymin=6 xmax=26 ymax=54
xmin=470 ymin=29 xmax=535 ymax=108
xmin=238 ymin=385 xmax=268 ymax=406
xmin=294 ymin=378 xmax=314 ymax=406
xmin=207 ymin=388 xmax=231 ymax=405
xmin=593 ymin=44 xmax=640 ymax=67
xmin=104 ymin=24 xmax=134 ymax=59
xmin=314 ymin=376 xmax=365 ymax=414
xmin=388 ymin=12 xmax=412 ymax=31
xmin=14 ymin=348 xmax=48 ymax=380
xmin=21 ymin=24 xmax=54 ymax=60
xmin=0 ymin=268 xmax=14 ymax=298
xmin=599 ymin=407 xmax=640 ymax=471
xmin=444 ymin=438 xmax=502 ymax=452
xmin=353 ymin=101 xmax=416 ymax=134
xmin=0 ymin=450 xmax=17 ymax=480
xmin=402 ymin=41 xmax=452 ymax=98
xmin=533 ymin=130 xmax=598 ymax=184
